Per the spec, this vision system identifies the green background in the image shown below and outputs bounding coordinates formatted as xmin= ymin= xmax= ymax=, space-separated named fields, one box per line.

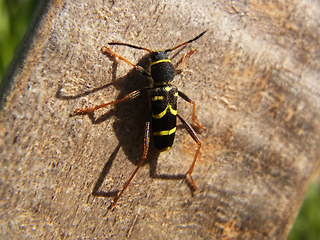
xmin=0 ymin=1 xmax=319 ymax=239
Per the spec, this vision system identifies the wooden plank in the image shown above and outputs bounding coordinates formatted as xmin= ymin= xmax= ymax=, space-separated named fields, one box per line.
xmin=1 ymin=0 xmax=319 ymax=239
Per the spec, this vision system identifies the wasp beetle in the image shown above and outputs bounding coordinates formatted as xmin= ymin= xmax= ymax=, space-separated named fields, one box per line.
xmin=74 ymin=30 xmax=207 ymax=207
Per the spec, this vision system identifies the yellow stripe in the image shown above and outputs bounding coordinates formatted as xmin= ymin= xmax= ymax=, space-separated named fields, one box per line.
xmin=153 ymin=127 xmax=176 ymax=136
xmin=164 ymin=86 xmax=171 ymax=92
xmin=152 ymin=105 xmax=168 ymax=119
xmin=151 ymin=96 xmax=164 ymax=101
xmin=150 ymin=59 xmax=171 ymax=67
xmin=169 ymin=105 xmax=177 ymax=115
xmin=152 ymin=105 xmax=177 ymax=119
xmin=174 ymin=92 xmax=178 ymax=97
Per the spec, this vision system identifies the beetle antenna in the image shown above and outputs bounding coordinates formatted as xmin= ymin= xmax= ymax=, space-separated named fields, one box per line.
xmin=108 ymin=42 xmax=153 ymax=53
xmin=165 ymin=30 xmax=207 ymax=53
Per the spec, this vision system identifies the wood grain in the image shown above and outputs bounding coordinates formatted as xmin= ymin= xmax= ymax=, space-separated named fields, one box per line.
xmin=1 ymin=0 xmax=319 ymax=239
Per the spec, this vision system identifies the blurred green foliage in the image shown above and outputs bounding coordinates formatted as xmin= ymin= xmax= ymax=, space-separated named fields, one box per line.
xmin=287 ymin=182 xmax=320 ymax=240
xmin=0 ymin=1 xmax=319 ymax=239
xmin=0 ymin=0 xmax=38 ymax=82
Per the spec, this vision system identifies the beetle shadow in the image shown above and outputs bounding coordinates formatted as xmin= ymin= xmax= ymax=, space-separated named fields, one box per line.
xmin=57 ymin=49 xmax=196 ymax=201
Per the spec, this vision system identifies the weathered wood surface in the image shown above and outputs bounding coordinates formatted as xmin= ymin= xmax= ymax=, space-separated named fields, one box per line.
xmin=1 ymin=0 xmax=320 ymax=239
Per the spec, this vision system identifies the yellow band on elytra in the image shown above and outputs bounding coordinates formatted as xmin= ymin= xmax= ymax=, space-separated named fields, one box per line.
xmin=152 ymin=105 xmax=177 ymax=119
xmin=151 ymin=96 xmax=164 ymax=101
xmin=153 ymin=127 xmax=176 ymax=136
xmin=169 ymin=105 xmax=177 ymax=115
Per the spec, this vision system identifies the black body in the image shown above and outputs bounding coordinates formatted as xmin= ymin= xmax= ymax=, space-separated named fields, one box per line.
xmin=149 ymin=51 xmax=178 ymax=151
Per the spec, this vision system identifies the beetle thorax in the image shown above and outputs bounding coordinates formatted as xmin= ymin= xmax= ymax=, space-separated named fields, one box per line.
xmin=150 ymin=51 xmax=175 ymax=85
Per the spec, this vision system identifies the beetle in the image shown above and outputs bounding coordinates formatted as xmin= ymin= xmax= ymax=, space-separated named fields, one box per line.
xmin=73 ymin=30 xmax=207 ymax=207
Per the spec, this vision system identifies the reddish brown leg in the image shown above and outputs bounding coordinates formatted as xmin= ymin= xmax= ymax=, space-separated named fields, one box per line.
xmin=73 ymin=88 xmax=149 ymax=115
xmin=177 ymin=114 xmax=201 ymax=190
xmin=110 ymin=121 xmax=151 ymax=208
xmin=178 ymin=91 xmax=205 ymax=129
xmin=181 ymin=49 xmax=196 ymax=70
xmin=175 ymin=49 xmax=197 ymax=75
